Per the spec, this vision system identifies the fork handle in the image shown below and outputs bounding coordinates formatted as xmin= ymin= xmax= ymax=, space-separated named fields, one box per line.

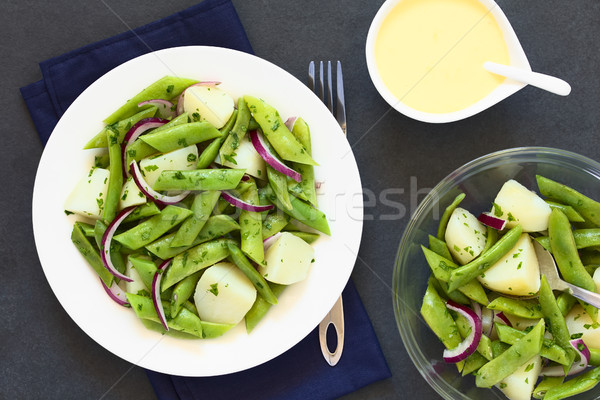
xmin=566 ymin=282 xmax=600 ymax=309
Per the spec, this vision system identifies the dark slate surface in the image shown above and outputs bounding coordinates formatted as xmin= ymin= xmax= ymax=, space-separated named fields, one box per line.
xmin=3 ymin=0 xmax=599 ymax=398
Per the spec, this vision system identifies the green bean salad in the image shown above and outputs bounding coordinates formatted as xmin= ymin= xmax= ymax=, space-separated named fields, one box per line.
xmin=66 ymin=76 xmax=330 ymax=339
xmin=421 ymin=176 xmax=600 ymax=400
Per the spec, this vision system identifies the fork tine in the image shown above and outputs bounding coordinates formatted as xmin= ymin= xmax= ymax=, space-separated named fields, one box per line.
xmin=326 ymin=61 xmax=334 ymax=114
xmin=319 ymin=61 xmax=325 ymax=102
xmin=336 ymin=61 xmax=347 ymax=136
xmin=308 ymin=61 xmax=315 ymax=93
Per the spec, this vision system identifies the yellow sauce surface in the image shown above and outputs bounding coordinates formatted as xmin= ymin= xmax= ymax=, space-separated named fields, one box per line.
xmin=375 ymin=0 xmax=509 ymax=114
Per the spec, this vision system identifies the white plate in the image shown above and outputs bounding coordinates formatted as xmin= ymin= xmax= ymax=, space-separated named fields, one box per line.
xmin=32 ymin=46 xmax=363 ymax=377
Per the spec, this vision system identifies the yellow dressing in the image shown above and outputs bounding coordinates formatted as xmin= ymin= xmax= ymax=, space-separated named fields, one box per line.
xmin=375 ymin=0 xmax=510 ymax=114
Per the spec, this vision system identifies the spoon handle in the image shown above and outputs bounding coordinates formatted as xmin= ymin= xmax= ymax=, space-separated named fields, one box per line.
xmin=566 ymin=281 xmax=600 ymax=309
xmin=484 ymin=62 xmax=571 ymax=96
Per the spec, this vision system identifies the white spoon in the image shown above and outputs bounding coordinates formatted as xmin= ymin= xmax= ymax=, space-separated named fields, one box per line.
xmin=484 ymin=61 xmax=571 ymax=96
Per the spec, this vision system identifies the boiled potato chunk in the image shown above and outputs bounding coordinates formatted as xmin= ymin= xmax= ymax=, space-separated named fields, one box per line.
xmin=566 ymin=304 xmax=600 ymax=348
xmin=217 ymin=137 xmax=266 ymax=179
xmin=139 ymin=144 xmax=198 ymax=188
xmin=477 ymin=233 xmax=541 ymax=296
xmin=64 ymin=167 xmax=110 ymax=219
xmin=492 ymin=179 xmax=551 ymax=232
xmin=119 ymin=176 xmax=146 ymax=209
xmin=194 ymin=262 xmax=256 ymax=325
xmin=183 ymin=85 xmax=234 ymax=129
xmin=445 ymin=207 xmax=486 ymax=265
xmin=495 ymin=355 xmax=542 ymax=400
xmin=260 ymin=232 xmax=315 ymax=285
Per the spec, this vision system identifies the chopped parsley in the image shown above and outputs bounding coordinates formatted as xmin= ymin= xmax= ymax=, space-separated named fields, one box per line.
xmin=208 ymin=283 xmax=219 ymax=296
xmin=166 ymin=84 xmax=174 ymax=93
xmin=492 ymin=202 xmax=503 ymax=217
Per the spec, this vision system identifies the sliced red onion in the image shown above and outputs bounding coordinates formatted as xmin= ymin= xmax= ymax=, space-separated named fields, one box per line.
xmin=100 ymin=207 xmax=137 ymax=282
xmin=121 ymin=118 xmax=168 ymax=177
xmin=263 ymin=232 xmax=282 ymax=251
xmin=100 ymin=278 xmax=129 ymax=307
xmin=481 ymin=307 xmax=494 ymax=337
xmin=138 ymin=99 xmax=176 ymax=119
xmin=472 ymin=301 xmax=482 ymax=319
xmin=250 ymin=131 xmax=301 ymax=182
xmin=129 ymin=161 xmax=190 ymax=206
xmin=494 ymin=311 xmax=512 ymax=327
xmin=221 ymin=191 xmax=273 ymax=212
xmin=284 ymin=116 xmax=298 ymax=131
xmin=541 ymin=339 xmax=590 ymax=376
xmin=478 ymin=212 xmax=508 ymax=230
xmin=443 ymin=300 xmax=483 ymax=363
xmin=152 ymin=259 xmax=171 ymax=331
xmin=175 ymin=81 xmax=222 ymax=115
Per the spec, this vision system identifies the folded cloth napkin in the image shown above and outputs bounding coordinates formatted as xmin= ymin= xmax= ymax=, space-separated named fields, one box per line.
xmin=21 ymin=0 xmax=391 ymax=399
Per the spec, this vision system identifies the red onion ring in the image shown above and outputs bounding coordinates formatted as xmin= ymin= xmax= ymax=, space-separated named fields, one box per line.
xmin=443 ymin=300 xmax=483 ymax=363
xmin=100 ymin=278 xmax=129 ymax=307
xmin=494 ymin=311 xmax=512 ymax=327
xmin=284 ymin=116 xmax=298 ymax=132
xmin=100 ymin=207 xmax=137 ymax=282
xmin=481 ymin=307 xmax=495 ymax=337
xmin=175 ymin=81 xmax=222 ymax=115
xmin=129 ymin=161 xmax=190 ymax=207
xmin=138 ymin=99 xmax=176 ymax=119
xmin=221 ymin=191 xmax=273 ymax=212
xmin=121 ymin=118 xmax=168 ymax=177
xmin=541 ymin=338 xmax=590 ymax=376
xmin=152 ymin=259 xmax=171 ymax=331
xmin=263 ymin=232 xmax=282 ymax=251
xmin=250 ymin=131 xmax=301 ymax=182
xmin=478 ymin=212 xmax=508 ymax=231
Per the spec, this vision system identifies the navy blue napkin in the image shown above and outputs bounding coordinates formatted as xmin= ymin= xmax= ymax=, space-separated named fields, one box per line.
xmin=21 ymin=1 xmax=391 ymax=398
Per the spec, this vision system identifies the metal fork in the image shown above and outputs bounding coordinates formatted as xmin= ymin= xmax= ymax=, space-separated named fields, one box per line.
xmin=533 ymin=240 xmax=600 ymax=309
xmin=308 ymin=60 xmax=346 ymax=366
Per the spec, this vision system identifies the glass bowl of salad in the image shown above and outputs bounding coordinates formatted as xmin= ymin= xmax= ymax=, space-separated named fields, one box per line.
xmin=393 ymin=147 xmax=600 ymax=400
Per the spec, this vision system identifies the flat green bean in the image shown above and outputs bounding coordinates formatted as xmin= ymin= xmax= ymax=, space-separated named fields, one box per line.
xmin=78 ymin=222 xmax=96 ymax=237
xmin=104 ymin=76 xmax=196 ymax=125
xmin=482 ymin=225 xmax=498 ymax=253
xmin=245 ymin=282 xmax=286 ymax=333
xmin=448 ymin=225 xmax=522 ymax=292
xmin=428 ymin=235 xmax=453 ymax=261
xmin=227 ymin=243 xmax=277 ymax=304
xmin=533 ymin=376 xmax=565 ymax=399
xmin=261 ymin=185 xmax=330 ymax=235
xmin=539 ymin=275 xmax=576 ymax=371
xmin=590 ymin=348 xmax=600 ymax=366
xmin=126 ymin=293 xmax=203 ymax=338
xmin=196 ymin=110 xmax=237 ymax=169
xmin=581 ymin=250 xmax=600 ymax=265
xmin=454 ymin=313 xmax=493 ymax=360
xmin=84 ymin=107 xmax=157 ymax=149
xmin=549 ymin=208 xmax=597 ymax=320
xmin=114 ymin=205 xmax=193 ymax=250
xmin=128 ymin=255 xmax=157 ymax=290
xmin=170 ymin=191 xmax=220 ymax=247
xmin=557 ymin=292 xmax=577 ymax=316
xmin=429 ymin=275 xmax=471 ymax=305
xmin=201 ymin=321 xmax=235 ymax=338
xmin=289 ymin=231 xmax=320 ymax=244
xmin=102 ymin=128 xmax=123 ymax=223
xmin=122 ymin=202 xmax=161 ymax=223
xmin=126 ymin=113 xmax=189 ymax=164
xmin=145 ymin=214 xmax=240 ymax=259
xmin=170 ymin=271 xmax=202 ymax=318
xmin=262 ymin=213 xmax=291 ymax=239
xmin=219 ymin=98 xmax=250 ymax=162
xmin=475 ymin=319 xmax=545 ymax=388
xmin=546 ymin=200 xmax=586 ymax=223
xmin=140 ymin=122 xmax=221 ymax=153
xmin=161 ymin=238 xmax=235 ymax=290
xmin=290 ymin=117 xmax=317 ymax=206
xmin=421 ymin=277 xmax=465 ymax=371
xmin=537 ymin=175 xmax=600 ymax=227
xmin=544 ymin=366 xmax=600 ymax=400
xmin=244 ymin=95 xmax=317 ymax=166
xmin=152 ymin=169 xmax=245 ymax=191
xmin=536 ymin=228 xmax=600 ymax=251
xmin=486 ymin=296 xmax=543 ymax=319
xmin=495 ymin=323 xmax=570 ymax=366
xmin=462 ymin=352 xmax=488 ymax=376
xmin=239 ymin=178 xmax=265 ymax=265
xmin=71 ymin=222 xmax=113 ymax=287
xmin=437 ymin=193 xmax=465 ymax=240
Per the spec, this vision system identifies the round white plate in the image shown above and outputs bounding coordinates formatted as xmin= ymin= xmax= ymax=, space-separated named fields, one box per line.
xmin=32 ymin=46 xmax=363 ymax=377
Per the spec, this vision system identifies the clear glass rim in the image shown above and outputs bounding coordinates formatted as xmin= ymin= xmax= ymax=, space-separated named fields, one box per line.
xmin=392 ymin=146 xmax=600 ymax=399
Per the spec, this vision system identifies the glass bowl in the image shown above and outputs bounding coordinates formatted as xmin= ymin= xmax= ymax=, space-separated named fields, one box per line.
xmin=393 ymin=147 xmax=600 ymax=399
